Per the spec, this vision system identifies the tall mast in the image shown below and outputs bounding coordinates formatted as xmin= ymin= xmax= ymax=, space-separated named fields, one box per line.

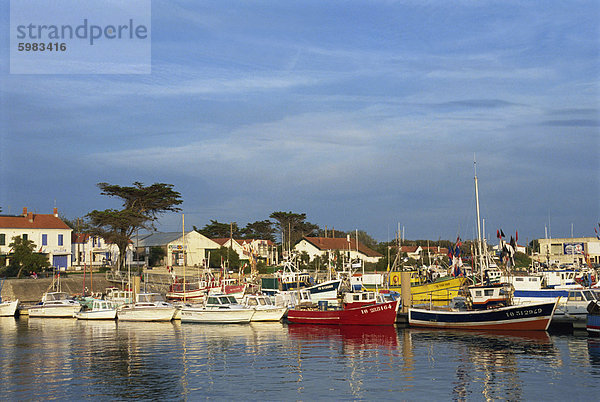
xmin=474 ymin=158 xmax=485 ymax=281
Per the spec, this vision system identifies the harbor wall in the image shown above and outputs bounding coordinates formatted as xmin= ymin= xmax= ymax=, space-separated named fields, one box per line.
xmin=1 ymin=276 xmax=115 ymax=303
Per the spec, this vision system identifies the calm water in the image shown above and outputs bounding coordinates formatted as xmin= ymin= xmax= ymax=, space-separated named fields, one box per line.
xmin=1 ymin=317 xmax=599 ymax=401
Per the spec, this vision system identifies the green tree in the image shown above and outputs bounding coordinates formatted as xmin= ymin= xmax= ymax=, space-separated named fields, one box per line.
xmin=1 ymin=236 xmax=50 ymax=278
xmin=194 ymin=220 xmax=240 ymax=238
xmin=241 ymin=220 xmax=275 ymax=241
xmin=269 ymin=211 xmax=319 ymax=247
xmin=148 ymin=246 xmax=166 ymax=267
xmin=208 ymin=246 xmax=241 ymax=270
xmin=86 ymin=182 xmax=182 ymax=270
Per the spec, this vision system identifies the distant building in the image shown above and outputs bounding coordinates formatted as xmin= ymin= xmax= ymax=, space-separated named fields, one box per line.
xmin=537 ymin=237 xmax=600 ymax=266
xmin=213 ymin=238 xmax=279 ymax=265
xmin=131 ymin=231 xmax=220 ymax=267
xmin=294 ymin=236 xmax=383 ymax=264
xmin=0 ymin=207 xmax=72 ymax=270
xmin=71 ymin=233 xmax=120 ymax=268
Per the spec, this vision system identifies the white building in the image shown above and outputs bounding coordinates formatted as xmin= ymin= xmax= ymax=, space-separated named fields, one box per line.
xmin=213 ymin=238 xmax=279 ymax=265
xmin=0 ymin=207 xmax=72 ymax=270
xmin=72 ymin=233 xmax=120 ymax=268
xmin=537 ymin=237 xmax=600 ymax=266
xmin=132 ymin=231 xmax=221 ymax=267
xmin=294 ymin=237 xmax=383 ymax=264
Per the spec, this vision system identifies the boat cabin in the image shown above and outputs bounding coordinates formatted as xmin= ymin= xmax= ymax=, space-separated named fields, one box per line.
xmin=42 ymin=292 xmax=70 ymax=302
xmin=243 ymin=294 xmax=274 ymax=307
xmin=206 ymin=295 xmax=240 ymax=308
xmin=342 ymin=291 xmax=385 ymax=309
xmin=468 ymin=283 xmax=512 ymax=309
xmin=105 ymin=287 xmax=134 ymax=305
xmin=136 ymin=293 xmax=167 ymax=304
xmin=274 ymin=289 xmax=312 ymax=308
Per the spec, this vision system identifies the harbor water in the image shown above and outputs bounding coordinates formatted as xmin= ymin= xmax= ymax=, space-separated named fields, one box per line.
xmin=1 ymin=317 xmax=600 ymax=400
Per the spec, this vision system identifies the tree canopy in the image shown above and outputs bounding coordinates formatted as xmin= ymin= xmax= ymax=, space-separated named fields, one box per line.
xmin=194 ymin=220 xmax=240 ymax=238
xmin=86 ymin=182 xmax=182 ymax=269
xmin=269 ymin=211 xmax=319 ymax=247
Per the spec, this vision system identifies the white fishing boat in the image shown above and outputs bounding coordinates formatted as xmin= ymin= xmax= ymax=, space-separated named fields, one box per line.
xmin=0 ymin=299 xmax=20 ymax=317
xmin=117 ymin=293 xmax=177 ymax=322
xmin=75 ymin=299 xmax=118 ymax=320
xmin=180 ymin=294 xmax=255 ymax=324
xmin=28 ymin=292 xmax=81 ymax=318
xmin=241 ymin=294 xmax=287 ymax=321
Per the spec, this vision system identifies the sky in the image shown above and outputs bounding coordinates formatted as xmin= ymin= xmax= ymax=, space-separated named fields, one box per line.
xmin=1 ymin=1 xmax=599 ymax=244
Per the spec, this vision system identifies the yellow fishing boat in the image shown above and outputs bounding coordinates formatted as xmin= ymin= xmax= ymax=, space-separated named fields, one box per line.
xmin=363 ymin=271 xmax=467 ymax=302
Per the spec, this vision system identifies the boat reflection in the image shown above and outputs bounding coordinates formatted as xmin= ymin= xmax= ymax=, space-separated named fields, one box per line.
xmin=287 ymin=324 xmax=399 ymax=350
xmin=588 ymin=338 xmax=600 ymax=367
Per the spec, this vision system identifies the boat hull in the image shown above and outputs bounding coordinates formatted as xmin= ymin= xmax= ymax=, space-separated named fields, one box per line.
xmin=180 ymin=307 xmax=255 ymax=324
xmin=287 ymin=300 xmax=398 ymax=326
xmin=409 ymin=300 xmax=558 ymax=331
xmin=0 ymin=300 xmax=19 ymax=317
xmin=117 ymin=307 xmax=176 ymax=322
xmin=75 ymin=309 xmax=117 ymax=320
xmin=250 ymin=307 xmax=287 ymax=322
xmin=29 ymin=304 xmax=81 ymax=318
xmin=587 ymin=314 xmax=600 ymax=337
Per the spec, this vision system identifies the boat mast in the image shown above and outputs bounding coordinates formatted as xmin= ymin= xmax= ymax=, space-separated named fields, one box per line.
xmin=474 ymin=158 xmax=485 ymax=283
xmin=183 ymin=213 xmax=186 ymax=302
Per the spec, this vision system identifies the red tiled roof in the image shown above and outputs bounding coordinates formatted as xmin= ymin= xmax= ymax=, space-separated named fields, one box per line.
xmin=400 ymin=246 xmax=419 ymax=253
xmin=72 ymin=233 xmax=90 ymax=243
xmin=0 ymin=213 xmax=71 ymax=230
xmin=302 ymin=237 xmax=382 ymax=258
xmin=212 ymin=238 xmax=240 ymax=246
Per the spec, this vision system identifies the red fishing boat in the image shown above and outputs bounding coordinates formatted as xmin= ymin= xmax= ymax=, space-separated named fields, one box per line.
xmin=287 ymin=298 xmax=399 ymax=326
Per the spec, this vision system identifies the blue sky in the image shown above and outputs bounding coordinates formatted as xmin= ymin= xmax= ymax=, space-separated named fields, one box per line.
xmin=1 ymin=1 xmax=599 ymax=243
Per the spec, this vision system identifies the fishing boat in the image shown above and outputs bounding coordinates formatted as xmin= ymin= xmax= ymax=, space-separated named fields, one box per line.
xmin=0 ymin=299 xmax=20 ymax=317
xmin=75 ymin=299 xmax=118 ymax=320
xmin=408 ymin=161 xmax=558 ymax=331
xmin=241 ymin=294 xmax=287 ymax=322
xmin=409 ymin=285 xmax=558 ymax=330
xmin=180 ymin=294 xmax=255 ymax=324
xmin=287 ymin=298 xmax=399 ymax=326
xmin=28 ymin=292 xmax=82 ymax=318
xmin=117 ymin=293 xmax=177 ymax=322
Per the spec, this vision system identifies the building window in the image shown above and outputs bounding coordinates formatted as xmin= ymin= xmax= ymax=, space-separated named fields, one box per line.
xmin=22 ymin=234 xmax=28 ymax=241
xmin=58 ymin=234 xmax=63 ymax=246
xmin=0 ymin=234 xmax=5 ymax=245
xmin=42 ymin=234 xmax=48 ymax=246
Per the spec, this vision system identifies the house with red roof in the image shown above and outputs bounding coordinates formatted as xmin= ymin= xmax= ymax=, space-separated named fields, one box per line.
xmin=0 ymin=207 xmax=72 ymax=270
xmin=294 ymin=236 xmax=383 ymax=264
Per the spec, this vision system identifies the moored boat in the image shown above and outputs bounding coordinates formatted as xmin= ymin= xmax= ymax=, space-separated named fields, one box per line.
xmin=28 ymin=292 xmax=81 ymax=318
xmin=287 ymin=299 xmax=399 ymax=326
xmin=75 ymin=299 xmax=118 ymax=320
xmin=117 ymin=293 xmax=176 ymax=322
xmin=180 ymin=294 xmax=255 ymax=324
xmin=409 ymin=163 xmax=558 ymax=332
xmin=0 ymin=299 xmax=20 ymax=317
xmin=241 ymin=294 xmax=287 ymax=322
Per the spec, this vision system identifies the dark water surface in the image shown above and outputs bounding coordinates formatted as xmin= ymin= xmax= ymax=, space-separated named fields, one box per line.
xmin=1 ymin=317 xmax=599 ymax=400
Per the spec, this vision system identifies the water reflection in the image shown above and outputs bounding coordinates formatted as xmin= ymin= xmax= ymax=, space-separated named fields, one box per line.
xmin=2 ymin=318 xmax=600 ymax=400
xmin=407 ymin=329 xmax=556 ymax=401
